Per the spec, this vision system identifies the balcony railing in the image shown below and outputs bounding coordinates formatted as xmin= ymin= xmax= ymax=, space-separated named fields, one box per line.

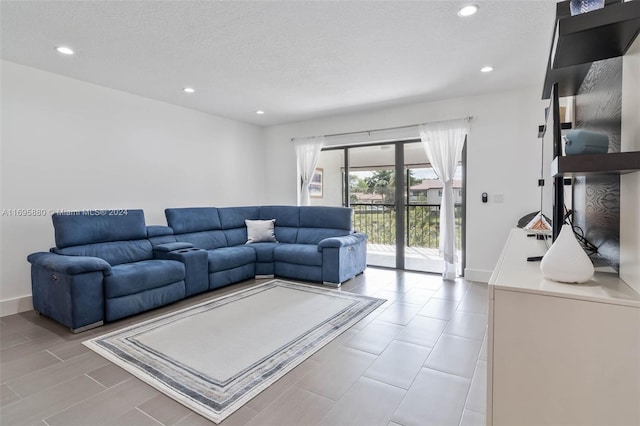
xmin=352 ymin=203 xmax=462 ymax=249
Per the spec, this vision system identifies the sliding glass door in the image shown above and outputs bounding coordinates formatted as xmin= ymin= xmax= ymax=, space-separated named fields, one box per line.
xmin=313 ymin=141 xmax=464 ymax=275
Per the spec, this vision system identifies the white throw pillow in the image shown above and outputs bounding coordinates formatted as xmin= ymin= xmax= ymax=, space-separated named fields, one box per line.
xmin=245 ymin=219 xmax=278 ymax=244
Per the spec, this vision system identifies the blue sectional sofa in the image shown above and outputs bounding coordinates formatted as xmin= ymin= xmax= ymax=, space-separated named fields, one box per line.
xmin=27 ymin=206 xmax=367 ymax=332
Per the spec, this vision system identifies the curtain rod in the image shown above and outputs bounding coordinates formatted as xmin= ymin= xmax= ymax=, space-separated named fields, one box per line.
xmin=291 ymin=116 xmax=473 ymax=142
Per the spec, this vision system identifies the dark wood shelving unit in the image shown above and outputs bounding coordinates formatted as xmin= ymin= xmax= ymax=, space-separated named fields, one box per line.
xmin=552 ymin=151 xmax=640 ymax=177
xmin=541 ymin=0 xmax=640 ymax=241
xmin=544 ymin=64 xmax=593 ymax=99
xmin=542 ymin=0 xmax=640 ymax=99
xmin=553 ymin=0 xmax=640 ymax=68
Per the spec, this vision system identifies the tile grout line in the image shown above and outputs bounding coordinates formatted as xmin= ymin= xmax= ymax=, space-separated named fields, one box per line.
xmin=3 ymin=382 xmax=23 ymax=402
xmin=39 ymin=377 xmax=121 ymax=426
xmin=83 ymin=372 xmax=110 ymax=389
xmin=459 ymin=358 xmax=482 ymax=426
xmin=359 ymin=373 xmax=413 ymax=393
xmin=245 ymin=355 xmax=328 ymax=415
xmin=388 ymin=309 xmax=451 ymax=426
xmin=171 ymin=409 xmax=194 ymax=426
xmin=0 ymin=336 xmax=31 ymax=351
xmin=441 ymin=331 xmax=485 ymax=343
xmin=2 ymin=373 xmax=117 ymax=426
xmin=134 ymin=406 xmax=165 ymax=425
xmin=422 ymin=361 xmax=478 ymax=382
xmin=3 ymin=351 xmax=104 ymax=402
xmin=45 ymin=349 xmax=65 ymax=362
xmin=449 ymin=288 xmax=482 ymax=425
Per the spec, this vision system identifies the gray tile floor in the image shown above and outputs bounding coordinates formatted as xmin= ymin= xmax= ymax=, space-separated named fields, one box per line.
xmin=0 ymin=268 xmax=488 ymax=426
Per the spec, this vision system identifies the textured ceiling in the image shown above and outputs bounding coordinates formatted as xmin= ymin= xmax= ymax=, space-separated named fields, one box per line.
xmin=1 ymin=1 xmax=557 ymax=126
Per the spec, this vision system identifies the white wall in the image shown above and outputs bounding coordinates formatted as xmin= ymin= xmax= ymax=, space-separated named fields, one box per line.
xmin=0 ymin=61 xmax=266 ymax=315
xmin=264 ymin=86 xmax=549 ymax=282
xmin=620 ymin=37 xmax=640 ymax=294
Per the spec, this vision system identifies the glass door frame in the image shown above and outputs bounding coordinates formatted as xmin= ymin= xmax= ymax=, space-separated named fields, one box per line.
xmin=394 ymin=143 xmax=405 ymax=270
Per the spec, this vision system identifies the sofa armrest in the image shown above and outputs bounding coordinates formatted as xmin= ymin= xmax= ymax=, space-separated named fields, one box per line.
xmin=317 ymin=233 xmax=367 ymax=250
xmin=319 ymin=233 xmax=368 ymax=285
xmin=147 ymin=225 xmax=174 ymax=238
xmin=27 ymin=252 xmax=112 ymax=276
xmin=28 ymin=252 xmax=107 ymax=332
xmin=153 ymin=242 xmax=194 ymax=253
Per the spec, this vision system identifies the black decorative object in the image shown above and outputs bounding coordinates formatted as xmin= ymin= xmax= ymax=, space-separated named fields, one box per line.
xmin=551 ymin=83 xmax=565 ymax=242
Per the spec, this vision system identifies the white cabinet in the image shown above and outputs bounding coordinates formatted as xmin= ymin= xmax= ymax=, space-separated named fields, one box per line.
xmin=487 ymin=229 xmax=640 ymax=425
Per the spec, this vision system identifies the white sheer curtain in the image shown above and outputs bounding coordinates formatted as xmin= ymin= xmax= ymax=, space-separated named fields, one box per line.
xmin=419 ymin=119 xmax=469 ymax=280
xmin=293 ymin=136 xmax=325 ymax=206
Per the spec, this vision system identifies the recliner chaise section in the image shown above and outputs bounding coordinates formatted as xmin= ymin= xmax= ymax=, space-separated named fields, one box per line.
xmin=27 ymin=210 xmax=188 ymax=332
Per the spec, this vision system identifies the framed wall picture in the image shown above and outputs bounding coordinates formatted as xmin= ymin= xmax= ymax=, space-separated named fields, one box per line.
xmin=309 ymin=168 xmax=323 ymax=198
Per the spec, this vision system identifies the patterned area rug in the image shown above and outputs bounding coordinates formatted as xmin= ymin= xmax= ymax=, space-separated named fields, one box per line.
xmin=84 ymin=280 xmax=384 ymax=423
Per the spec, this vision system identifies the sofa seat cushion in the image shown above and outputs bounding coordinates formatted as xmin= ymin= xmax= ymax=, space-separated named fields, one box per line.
xmin=274 ymin=244 xmax=322 ymax=266
xmin=105 ymin=260 xmax=185 ymax=299
xmin=249 ymin=242 xmax=280 ymax=263
xmin=208 ymin=247 xmax=256 ymax=272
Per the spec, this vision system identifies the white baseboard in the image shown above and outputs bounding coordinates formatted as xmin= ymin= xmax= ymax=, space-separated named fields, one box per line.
xmin=464 ymin=268 xmax=493 ymax=283
xmin=0 ymin=295 xmax=33 ymax=317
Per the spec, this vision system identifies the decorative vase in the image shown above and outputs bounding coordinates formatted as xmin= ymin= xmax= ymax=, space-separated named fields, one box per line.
xmin=570 ymin=0 xmax=605 ymax=16
xmin=540 ymin=224 xmax=595 ymax=283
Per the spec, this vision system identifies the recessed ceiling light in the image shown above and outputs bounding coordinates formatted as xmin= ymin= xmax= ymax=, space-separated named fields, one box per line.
xmin=56 ymin=46 xmax=74 ymax=55
xmin=256 ymin=110 xmax=265 ymax=115
xmin=481 ymin=66 xmax=494 ymax=73
xmin=183 ymin=87 xmax=195 ymax=93
xmin=457 ymin=5 xmax=479 ymax=17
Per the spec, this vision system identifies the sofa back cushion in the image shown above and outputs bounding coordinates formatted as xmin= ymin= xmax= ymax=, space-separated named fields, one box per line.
xmin=165 ymin=208 xmax=221 ymax=234
xmin=52 ymin=209 xmax=148 ymax=248
xmin=260 ymin=206 xmax=301 ymax=244
xmin=299 ymin=206 xmax=352 ymax=231
xmin=218 ymin=207 xmax=260 ymax=228
xmin=218 ymin=207 xmax=260 ymax=246
xmin=296 ymin=207 xmax=353 ymax=245
xmin=50 ymin=209 xmax=153 ymax=265
xmin=53 ymin=240 xmax=153 ymax=266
